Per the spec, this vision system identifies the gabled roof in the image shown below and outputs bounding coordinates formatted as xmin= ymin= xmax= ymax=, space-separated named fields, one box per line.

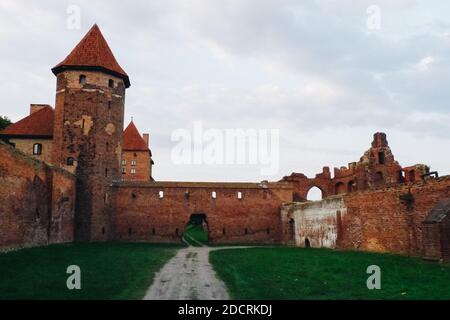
xmin=122 ymin=121 xmax=150 ymax=152
xmin=0 ymin=107 xmax=54 ymax=138
xmin=52 ymin=24 xmax=130 ymax=87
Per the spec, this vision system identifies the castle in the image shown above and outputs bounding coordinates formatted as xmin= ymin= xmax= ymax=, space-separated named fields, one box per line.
xmin=0 ymin=25 xmax=449 ymax=261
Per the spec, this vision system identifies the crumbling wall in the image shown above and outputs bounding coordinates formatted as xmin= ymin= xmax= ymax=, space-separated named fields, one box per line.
xmin=281 ymin=196 xmax=346 ymax=248
xmin=340 ymin=176 xmax=450 ymax=256
xmin=0 ymin=141 xmax=76 ymax=250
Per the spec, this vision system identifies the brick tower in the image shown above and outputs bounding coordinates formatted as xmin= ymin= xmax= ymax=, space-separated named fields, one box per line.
xmin=51 ymin=24 xmax=130 ymax=241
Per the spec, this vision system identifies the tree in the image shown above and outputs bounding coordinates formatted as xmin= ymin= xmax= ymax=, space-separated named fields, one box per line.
xmin=0 ymin=116 xmax=12 ymax=131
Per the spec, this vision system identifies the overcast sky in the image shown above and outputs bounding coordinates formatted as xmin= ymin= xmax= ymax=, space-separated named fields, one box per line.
xmin=1 ymin=0 xmax=449 ymax=182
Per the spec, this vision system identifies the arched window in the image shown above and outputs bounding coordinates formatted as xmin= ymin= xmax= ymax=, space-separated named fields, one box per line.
xmin=33 ymin=143 xmax=42 ymax=155
xmin=335 ymin=182 xmax=346 ymax=195
xmin=348 ymin=181 xmax=355 ymax=193
xmin=108 ymin=79 xmax=114 ymax=88
xmin=66 ymin=157 xmax=74 ymax=166
xmin=211 ymin=191 xmax=217 ymax=199
xmin=79 ymin=74 xmax=86 ymax=84
xmin=237 ymin=191 xmax=243 ymax=199
xmin=306 ymin=186 xmax=323 ymax=201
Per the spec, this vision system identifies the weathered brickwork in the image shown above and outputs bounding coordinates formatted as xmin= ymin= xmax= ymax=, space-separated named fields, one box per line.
xmin=1 ymin=24 xmax=449 ymax=263
xmin=281 ymin=196 xmax=346 ymax=248
xmin=282 ymin=176 xmax=450 ymax=260
xmin=121 ymin=151 xmax=152 ymax=181
xmin=111 ymin=181 xmax=293 ymax=243
xmin=0 ymin=141 xmax=75 ymax=250
xmin=52 ymin=70 xmax=125 ymax=242
xmin=280 ymin=133 xmax=428 ymax=200
xmin=8 ymin=138 xmax=53 ymax=163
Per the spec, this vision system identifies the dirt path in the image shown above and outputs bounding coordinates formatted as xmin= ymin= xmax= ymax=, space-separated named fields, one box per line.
xmin=143 ymin=246 xmax=248 ymax=300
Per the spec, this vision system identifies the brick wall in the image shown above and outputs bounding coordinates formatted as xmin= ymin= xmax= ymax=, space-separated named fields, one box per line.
xmin=111 ymin=181 xmax=293 ymax=244
xmin=0 ymin=141 xmax=76 ymax=250
xmin=340 ymin=176 xmax=450 ymax=256
xmin=121 ymin=150 xmax=151 ymax=181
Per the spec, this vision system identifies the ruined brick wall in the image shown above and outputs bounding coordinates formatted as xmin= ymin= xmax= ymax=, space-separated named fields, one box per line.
xmin=111 ymin=181 xmax=293 ymax=244
xmin=340 ymin=176 xmax=450 ymax=256
xmin=52 ymin=70 xmax=125 ymax=242
xmin=280 ymin=133 xmax=407 ymax=200
xmin=121 ymin=150 xmax=151 ymax=181
xmin=281 ymin=176 xmax=450 ymax=258
xmin=281 ymin=196 xmax=346 ymax=248
xmin=0 ymin=141 xmax=76 ymax=250
xmin=9 ymin=138 xmax=53 ymax=164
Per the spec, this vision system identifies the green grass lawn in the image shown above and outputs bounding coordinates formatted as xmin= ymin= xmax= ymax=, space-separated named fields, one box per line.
xmin=0 ymin=243 xmax=181 ymax=300
xmin=183 ymin=224 xmax=208 ymax=246
xmin=209 ymin=247 xmax=450 ymax=300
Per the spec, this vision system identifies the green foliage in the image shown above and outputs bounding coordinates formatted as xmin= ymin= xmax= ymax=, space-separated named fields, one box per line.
xmin=210 ymin=247 xmax=450 ymax=300
xmin=0 ymin=116 xmax=12 ymax=131
xmin=0 ymin=243 xmax=181 ymax=299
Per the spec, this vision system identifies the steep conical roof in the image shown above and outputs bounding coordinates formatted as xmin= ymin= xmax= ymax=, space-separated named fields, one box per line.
xmin=122 ymin=121 xmax=149 ymax=151
xmin=52 ymin=24 xmax=130 ymax=87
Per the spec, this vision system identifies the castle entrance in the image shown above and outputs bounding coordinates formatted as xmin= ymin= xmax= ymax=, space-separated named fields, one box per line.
xmin=183 ymin=213 xmax=209 ymax=246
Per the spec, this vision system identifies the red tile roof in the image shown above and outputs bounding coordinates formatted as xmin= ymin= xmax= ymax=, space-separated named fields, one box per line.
xmin=52 ymin=24 xmax=130 ymax=87
xmin=122 ymin=121 xmax=150 ymax=152
xmin=0 ymin=107 xmax=54 ymax=138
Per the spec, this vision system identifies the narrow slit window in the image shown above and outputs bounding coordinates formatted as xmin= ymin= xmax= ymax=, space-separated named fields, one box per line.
xmin=159 ymin=191 xmax=164 ymax=199
xmin=108 ymin=79 xmax=114 ymax=88
xmin=79 ymin=74 xmax=86 ymax=84
xmin=237 ymin=191 xmax=243 ymax=199
xmin=212 ymin=191 xmax=217 ymax=199
xmin=67 ymin=157 xmax=74 ymax=166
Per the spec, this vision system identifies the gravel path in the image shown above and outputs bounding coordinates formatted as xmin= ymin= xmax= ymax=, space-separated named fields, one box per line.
xmin=144 ymin=246 xmax=248 ymax=300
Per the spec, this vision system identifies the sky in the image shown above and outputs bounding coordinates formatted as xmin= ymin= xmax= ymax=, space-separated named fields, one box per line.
xmin=0 ymin=0 xmax=449 ymax=182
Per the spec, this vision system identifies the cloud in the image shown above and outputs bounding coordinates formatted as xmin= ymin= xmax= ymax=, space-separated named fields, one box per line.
xmin=0 ymin=0 xmax=449 ymax=181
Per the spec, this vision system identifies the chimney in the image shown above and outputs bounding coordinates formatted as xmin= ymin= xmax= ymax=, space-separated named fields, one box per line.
xmin=30 ymin=104 xmax=51 ymax=115
xmin=143 ymin=133 xmax=149 ymax=147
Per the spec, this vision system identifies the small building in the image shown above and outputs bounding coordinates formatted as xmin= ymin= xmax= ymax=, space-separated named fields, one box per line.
xmin=0 ymin=105 xmax=54 ymax=163
xmin=121 ymin=121 xmax=153 ymax=181
xmin=422 ymin=199 xmax=450 ymax=261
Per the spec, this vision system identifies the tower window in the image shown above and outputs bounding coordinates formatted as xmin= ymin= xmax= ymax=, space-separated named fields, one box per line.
xmin=158 ymin=191 xmax=164 ymax=198
xmin=108 ymin=79 xmax=114 ymax=88
xmin=79 ymin=75 xmax=86 ymax=84
xmin=67 ymin=157 xmax=74 ymax=166
xmin=212 ymin=191 xmax=217 ymax=199
xmin=131 ymin=168 xmax=136 ymax=174
xmin=237 ymin=191 xmax=243 ymax=199
xmin=131 ymin=160 xmax=137 ymax=166
xmin=33 ymin=143 xmax=42 ymax=155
